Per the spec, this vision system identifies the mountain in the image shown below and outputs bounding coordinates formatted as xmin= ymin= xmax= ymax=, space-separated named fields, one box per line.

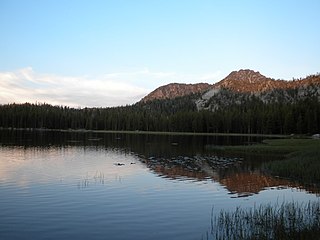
xmin=141 ymin=83 xmax=212 ymax=102
xmin=196 ymin=70 xmax=320 ymax=111
xmin=140 ymin=69 xmax=320 ymax=109
xmin=1 ymin=69 xmax=319 ymax=135
xmin=214 ymin=69 xmax=282 ymax=92
xmin=214 ymin=69 xmax=320 ymax=92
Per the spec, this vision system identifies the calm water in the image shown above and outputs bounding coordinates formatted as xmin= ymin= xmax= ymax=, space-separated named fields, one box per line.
xmin=0 ymin=130 xmax=318 ymax=240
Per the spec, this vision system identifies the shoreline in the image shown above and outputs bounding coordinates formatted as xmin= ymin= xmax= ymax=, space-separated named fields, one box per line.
xmin=0 ymin=127 xmax=290 ymax=138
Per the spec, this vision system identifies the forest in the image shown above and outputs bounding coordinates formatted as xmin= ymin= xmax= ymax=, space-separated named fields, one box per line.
xmin=0 ymin=92 xmax=319 ymax=135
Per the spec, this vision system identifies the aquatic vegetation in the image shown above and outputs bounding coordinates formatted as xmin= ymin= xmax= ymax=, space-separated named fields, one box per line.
xmin=261 ymin=139 xmax=320 ymax=185
xmin=77 ymin=171 xmax=106 ymax=188
xmin=209 ymin=139 xmax=320 ymax=185
xmin=209 ymin=139 xmax=317 ymax=155
xmin=209 ymin=201 xmax=320 ymax=240
xmin=263 ymin=144 xmax=320 ymax=184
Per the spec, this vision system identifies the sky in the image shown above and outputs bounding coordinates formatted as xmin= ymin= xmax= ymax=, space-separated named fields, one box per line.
xmin=0 ymin=0 xmax=319 ymax=107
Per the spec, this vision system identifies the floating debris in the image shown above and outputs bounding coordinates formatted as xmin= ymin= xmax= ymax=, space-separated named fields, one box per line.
xmin=114 ymin=163 xmax=125 ymax=166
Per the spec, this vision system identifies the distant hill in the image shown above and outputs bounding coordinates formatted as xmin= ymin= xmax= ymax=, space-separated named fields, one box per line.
xmin=141 ymin=69 xmax=320 ymax=103
xmin=141 ymin=83 xmax=212 ymax=102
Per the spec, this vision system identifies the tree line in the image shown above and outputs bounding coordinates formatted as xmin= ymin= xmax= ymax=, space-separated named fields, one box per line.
xmin=0 ymin=94 xmax=319 ymax=135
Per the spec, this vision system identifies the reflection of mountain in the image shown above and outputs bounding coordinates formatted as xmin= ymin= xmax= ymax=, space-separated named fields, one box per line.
xmin=219 ymin=172 xmax=293 ymax=197
xmin=141 ymin=155 xmax=242 ymax=180
xmin=139 ymin=155 xmax=320 ymax=197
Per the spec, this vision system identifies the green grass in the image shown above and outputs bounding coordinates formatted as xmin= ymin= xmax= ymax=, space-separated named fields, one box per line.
xmin=209 ymin=201 xmax=320 ymax=240
xmin=210 ymin=138 xmax=317 ymax=154
xmin=263 ymin=140 xmax=320 ymax=184
xmin=209 ymin=138 xmax=320 ymax=185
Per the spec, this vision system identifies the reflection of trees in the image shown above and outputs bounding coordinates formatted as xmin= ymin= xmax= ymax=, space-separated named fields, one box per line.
xmin=153 ymin=165 xmax=208 ymax=180
xmin=0 ymin=129 xmax=261 ymax=155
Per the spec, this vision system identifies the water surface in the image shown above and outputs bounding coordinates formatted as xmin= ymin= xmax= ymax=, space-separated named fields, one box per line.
xmin=0 ymin=130 xmax=318 ymax=240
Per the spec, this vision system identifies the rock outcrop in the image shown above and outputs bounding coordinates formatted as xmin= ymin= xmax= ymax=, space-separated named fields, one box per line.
xmin=140 ymin=83 xmax=212 ymax=102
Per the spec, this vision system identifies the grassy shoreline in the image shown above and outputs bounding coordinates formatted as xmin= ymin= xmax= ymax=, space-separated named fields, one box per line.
xmin=209 ymin=138 xmax=318 ymax=153
xmin=263 ymin=140 xmax=320 ymax=185
xmin=208 ymin=138 xmax=320 ymax=185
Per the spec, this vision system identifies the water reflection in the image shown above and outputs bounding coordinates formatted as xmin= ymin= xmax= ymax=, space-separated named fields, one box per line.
xmin=1 ymin=130 xmax=319 ymax=240
xmin=137 ymin=155 xmax=320 ymax=197
xmin=1 ymin=129 xmax=318 ymax=197
xmin=0 ymin=129 xmax=263 ymax=153
xmin=220 ymin=172 xmax=294 ymax=197
xmin=0 ymin=145 xmax=145 ymax=189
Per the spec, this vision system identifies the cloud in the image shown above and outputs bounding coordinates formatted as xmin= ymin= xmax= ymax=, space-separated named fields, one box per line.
xmin=0 ymin=68 xmax=150 ymax=107
xmin=0 ymin=67 xmax=222 ymax=108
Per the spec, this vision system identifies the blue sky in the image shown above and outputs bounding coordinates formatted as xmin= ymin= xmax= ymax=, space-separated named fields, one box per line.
xmin=1 ymin=0 xmax=319 ymax=107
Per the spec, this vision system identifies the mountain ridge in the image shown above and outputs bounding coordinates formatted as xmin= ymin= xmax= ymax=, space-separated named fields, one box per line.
xmin=1 ymin=69 xmax=319 ymax=135
xmin=214 ymin=69 xmax=320 ymax=92
xmin=141 ymin=69 xmax=320 ymax=102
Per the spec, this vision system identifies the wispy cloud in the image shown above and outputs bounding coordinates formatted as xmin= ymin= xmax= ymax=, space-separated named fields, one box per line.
xmin=0 ymin=68 xmax=149 ymax=107
xmin=0 ymin=67 xmax=222 ymax=107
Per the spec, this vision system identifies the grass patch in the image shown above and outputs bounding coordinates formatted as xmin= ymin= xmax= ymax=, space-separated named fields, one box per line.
xmin=210 ymin=201 xmax=320 ymax=240
xmin=209 ymin=138 xmax=320 ymax=185
xmin=210 ymin=138 xmax=317 ymax=155
xmin=263 ymin=141 xmax=320 ymax=184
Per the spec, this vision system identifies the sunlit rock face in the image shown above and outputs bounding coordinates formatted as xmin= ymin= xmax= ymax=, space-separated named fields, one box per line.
xmin=214 ymin=69 xmax=277 ymax=93
xmin=213 ymin=69 xmax=320 ymax=93
xmin=140 ymin=83 xmax=212 ymax=102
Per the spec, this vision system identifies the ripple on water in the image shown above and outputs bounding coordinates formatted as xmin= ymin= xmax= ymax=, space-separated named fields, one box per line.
xmin=0 ymin=142 xmax=319 ymax=240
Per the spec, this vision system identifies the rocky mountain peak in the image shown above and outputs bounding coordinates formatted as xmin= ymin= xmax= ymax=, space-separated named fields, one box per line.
xmin=214 ymin=69 xmax=277 ymax=92
xmin=214 ymin=69 xmax=320 ymax=93
xmin=225 ymin=69 xmax=267 ymax=82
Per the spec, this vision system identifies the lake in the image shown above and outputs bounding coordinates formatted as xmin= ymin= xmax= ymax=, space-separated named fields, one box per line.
xmin=0 ymin=130 xmax=318 ymax=240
